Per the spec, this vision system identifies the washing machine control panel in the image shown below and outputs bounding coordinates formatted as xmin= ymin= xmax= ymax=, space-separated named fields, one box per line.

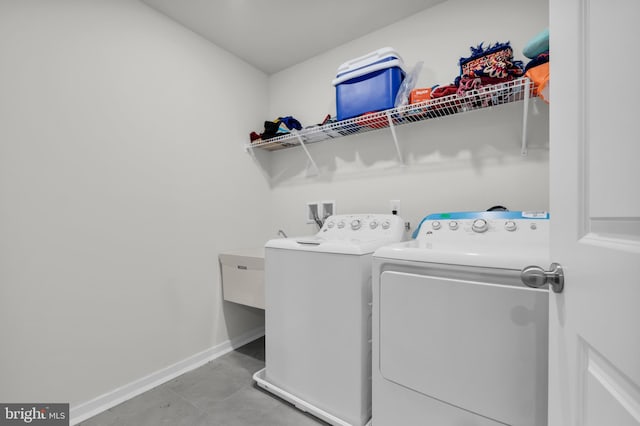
xmin=320 ymin=214 xmax=404 ymax=240
xmin=415 ymin=211 xmax=549 ymax=246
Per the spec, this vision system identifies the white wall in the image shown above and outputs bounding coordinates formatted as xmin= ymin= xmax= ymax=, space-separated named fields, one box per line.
xmin=0 ymin=0 xmax=270 ymax=406
xmin=264 ymin=0 xmax=550 ymax=236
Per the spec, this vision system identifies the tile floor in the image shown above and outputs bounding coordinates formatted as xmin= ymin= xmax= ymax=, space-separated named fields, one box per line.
xmin=79 ymin=337 xmax=326 ymax=426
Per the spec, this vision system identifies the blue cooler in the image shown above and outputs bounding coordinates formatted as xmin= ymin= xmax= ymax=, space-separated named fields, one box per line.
xmin=332 ymin=47 xmax=406 ymax=121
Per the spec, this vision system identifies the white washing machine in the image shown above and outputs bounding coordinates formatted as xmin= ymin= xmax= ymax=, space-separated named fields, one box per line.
xmin=372 ymin=211 xmax=549 ymax=426
xmin=253 ymin=214 xmax=405 ymax=426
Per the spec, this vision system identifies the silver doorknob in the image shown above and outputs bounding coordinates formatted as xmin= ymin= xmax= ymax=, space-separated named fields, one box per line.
xmin=521 ymin=263 xmax=564 ymax=293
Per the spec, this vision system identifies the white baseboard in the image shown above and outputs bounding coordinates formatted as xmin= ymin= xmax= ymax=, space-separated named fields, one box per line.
xmin=69 ymin=326 xmax=265 ymax=425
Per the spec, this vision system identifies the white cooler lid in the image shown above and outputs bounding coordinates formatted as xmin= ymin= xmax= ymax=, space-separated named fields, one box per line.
xmin=332 ymin=47 xmax=405 ymax=86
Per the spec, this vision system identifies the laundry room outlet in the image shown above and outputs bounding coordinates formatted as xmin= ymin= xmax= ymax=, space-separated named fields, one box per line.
xmin=389 ymin=200 xmax=400 ymax=214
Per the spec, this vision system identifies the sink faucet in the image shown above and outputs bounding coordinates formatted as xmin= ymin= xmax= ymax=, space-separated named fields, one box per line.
xmin=277 ymin=229 xmax=288 ymax=238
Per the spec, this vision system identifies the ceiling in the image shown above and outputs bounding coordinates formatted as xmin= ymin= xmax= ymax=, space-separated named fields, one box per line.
xmin=141 ymin=0 xmax=444 ymax=74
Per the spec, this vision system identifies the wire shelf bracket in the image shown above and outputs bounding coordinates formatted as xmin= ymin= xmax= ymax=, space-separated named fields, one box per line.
xmin=521 ymin=78 xmax=531 ymax=156
xmin=293 ymin=130 xmax=319 ymax=176
xmin=386 ymin=111 xmax=404 ymax=165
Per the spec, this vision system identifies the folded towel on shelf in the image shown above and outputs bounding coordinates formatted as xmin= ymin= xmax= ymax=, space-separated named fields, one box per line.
xmin=523 ymin=28 xmax=549 ymax=59
xmin=430 ymin=84 xmax=458 ymax=99
xmin=456 ymin=75 xmax=518 ymax=98
xmin=526 ymin=63 xmax=550 ymax=104
xmin=457 ymin=42 xmax=524 ymax=97
xmin=459 ymin=42 xmax=524 ymax=79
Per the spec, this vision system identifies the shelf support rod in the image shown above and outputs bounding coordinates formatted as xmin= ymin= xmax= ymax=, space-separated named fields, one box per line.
xmin=293 ymin=130 xmax=319 ymax=174
xmin=521 ymin=78 xmax=531 ymax=156
xmin=386 ymin=111 xmax=404 ymax=165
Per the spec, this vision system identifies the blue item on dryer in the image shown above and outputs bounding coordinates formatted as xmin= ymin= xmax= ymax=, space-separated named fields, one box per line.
xmin=412 ymin=211 xmax=550 ymax=239
xmin=332 ymin=47 xmax=406 ymax=121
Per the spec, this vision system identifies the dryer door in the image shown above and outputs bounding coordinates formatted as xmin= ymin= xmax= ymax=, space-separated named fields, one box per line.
xmin=379 ymin=269 xmax=548 ymax=426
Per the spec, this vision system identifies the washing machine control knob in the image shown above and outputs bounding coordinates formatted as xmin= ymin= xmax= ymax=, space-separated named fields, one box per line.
xmin=448 ymin=221 xmax=459 ymax=230
xmin=351 ymin=219 xmax=362 ymax=230
xmin=472 ymin=219 xmax=489 ymax=233
xmin=505 ymin=220 xmax=517 ymax=232
xmin=369 ymin=220 xmax=378 ymax=229
xmin=337 ymin=221 xmax=345 ymax=229
xmin=381 ymin=220 xmax=390 ymax=230
xmin=327 ymin=221 xmax=335 ymax=228
xmin=432 ymin=221 xmax=441 ymax=230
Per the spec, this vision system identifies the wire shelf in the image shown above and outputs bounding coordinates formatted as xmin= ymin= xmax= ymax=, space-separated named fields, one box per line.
xmin=247 ymin=77 xmax=536 ymax=153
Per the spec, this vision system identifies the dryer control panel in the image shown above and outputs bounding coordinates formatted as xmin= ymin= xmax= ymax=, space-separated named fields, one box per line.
xmin=375 ymin=211 xmax=550 ymax=271
xmin=414 ymin=211 xmax=549 ymax=246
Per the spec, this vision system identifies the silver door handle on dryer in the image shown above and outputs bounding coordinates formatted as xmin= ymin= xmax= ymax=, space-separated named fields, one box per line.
xmin=520 ymin=263 xmax=564 ymax=293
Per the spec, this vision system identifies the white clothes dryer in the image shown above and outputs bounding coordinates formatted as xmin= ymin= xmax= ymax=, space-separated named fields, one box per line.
xmin=372 ymin=211 xmax=550 ymax=426
xmin=254 ymin=214 xmax=405 ymax=426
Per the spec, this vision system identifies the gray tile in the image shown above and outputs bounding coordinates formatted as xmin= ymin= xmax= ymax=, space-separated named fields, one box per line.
xmin=260 ymin=401 xmax=329 ymax=426
xmin=212 ymin=350 xmax=265 ymax=380
xmin=79 ymin=338 xmax=328 ymax=426
xmin=200 ymin=384 xmax=282 ymax=425
xmin=168 ymin=361 xmax=250 ymax=410
xmin=78 ymin=408 xmax=122 ymax=426
xmin=80 ymin=386 xmax=215 ymax=426
xmin=108 ymin=387 xmax=210 ymax=426
xmin=234 ymin=336 xmax=265 ymax=362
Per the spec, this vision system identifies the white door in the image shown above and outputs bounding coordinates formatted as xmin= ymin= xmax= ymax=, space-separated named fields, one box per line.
xmin=549 ymin=0 xmax=640 ymax=425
